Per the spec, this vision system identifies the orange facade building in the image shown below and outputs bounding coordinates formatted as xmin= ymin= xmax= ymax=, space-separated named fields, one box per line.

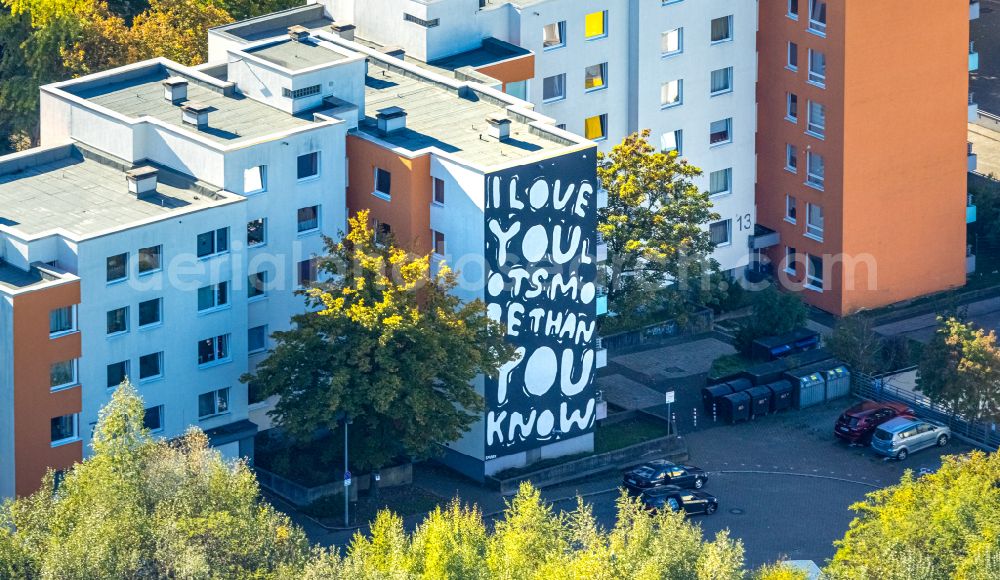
xmin=756 ymin=0 xmax=970 ymax=315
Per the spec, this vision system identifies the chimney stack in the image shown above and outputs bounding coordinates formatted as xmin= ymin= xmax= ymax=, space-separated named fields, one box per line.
xmin=288 ymin=25 xmax=310 ymax=42
xmin=126 ymin=166 xmax=159 ymax=199
xmin=330 ymin=22 xmax=356 ymax=41
xmin=485 ymin=114 xmax=512 ymax=141
xmin=376 ymin=106 xmax=407 ymax=135
xmin=181 ymin=102 xmax=211 ymax=129
xmin=163 ymin=76 xmax=188 ymax=104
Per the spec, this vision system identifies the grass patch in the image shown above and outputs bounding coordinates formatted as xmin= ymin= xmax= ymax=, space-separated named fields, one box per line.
xmin=302 ymin=485 xmax=443 ymax=524
xmin=708 ymin=353 xmax=753 ymax=381
xmin=594 ymin=416 xmax=671 ymax=454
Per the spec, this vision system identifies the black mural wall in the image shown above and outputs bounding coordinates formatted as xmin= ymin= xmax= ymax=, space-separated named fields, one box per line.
xmin=483 ymin=150 xmax=599 ymax=458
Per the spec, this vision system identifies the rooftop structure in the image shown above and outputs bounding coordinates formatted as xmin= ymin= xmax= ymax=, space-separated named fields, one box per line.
xmin=245 ymin=36 xmax=348 ymax=71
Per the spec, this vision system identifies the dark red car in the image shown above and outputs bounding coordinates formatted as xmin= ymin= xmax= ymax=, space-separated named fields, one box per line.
xmin=834 ymin=401 xmax=915 ymax=444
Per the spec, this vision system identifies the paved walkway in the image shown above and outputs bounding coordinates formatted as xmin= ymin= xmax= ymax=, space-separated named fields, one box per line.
xmin=969 ymin=122 xmax=1000 ymax=177
xmin=874 ymin=295 xmax=1000 ymax=343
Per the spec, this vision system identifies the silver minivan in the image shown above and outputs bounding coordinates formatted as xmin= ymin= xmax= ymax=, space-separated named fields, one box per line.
xmin=870 ymin=416 xmax=951 ymax=460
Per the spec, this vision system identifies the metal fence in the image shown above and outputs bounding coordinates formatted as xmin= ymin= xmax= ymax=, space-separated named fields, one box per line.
xmin=852 ymin=369 xmax=1000 ymax=449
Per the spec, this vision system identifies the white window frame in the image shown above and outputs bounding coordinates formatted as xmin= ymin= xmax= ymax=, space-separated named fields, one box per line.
xmin=808 ymin=0 xmax=827 ymax=36
xmin=50 ymin=413 xmax=80 ymax=447
xmin=196 ymin=228 xmax=229 ymax=260
xmin=709 ymin=219 xmax=732 ymax=247
xmin=247 ymin=218 xmax=267 ymax=247
xmin=584 ymin=10 xmax=608 ymax=41
xmin=49 ymin=305 xmax=78 ymax=338
xmin=542 ymin=73 xmax=566 ymax=102
xmin=709 ymin=67 xmax=733 ymax=96
xmin=296 ymin=151 xmax=320 ymax=182
xmin=197 ymin=281 xmax=230 ymax=313
xmin=806 ymin=151 xmax=825 ymax=190
xmin=785 ymin=195 xmax=797 ymax=224
xmin=374 ymin=167 xmax=392 ymax=201
xmin=784 ymin=246 xmax=798 ymax=275
xmin=709 ymin=118 xmax=732 ymax=146
xmin=661 ymin=130 xmax=682 ymax=155
xmin=197 ymin=334 xmax=231 ymax=367
xmin=543 ymin=21 xmax=566 ymax=50
xmin=198 ymin=387 xmax=231 ymax=419
xmin=248 ymin=325 xmax=269 ymax=355
xmin=243 ymin=165 xmax=266 ymax=195
xmin=50 ymin=359 xmax=78 ymax=391
xmin=297 ymin=205 xmax=321 ymax=235
xmin=585 ymin=63 xmax=608 ymax=92
xmin=807 ymin=101 xmax=826 ymax=138
xmin=432 ymin=177 xmax=446 ymax=205
xmin=248 ymin=271 xmax=268 ymax=301
xmin=144 ymin=405 xmax=165 ymax=433
xmin=106 ymin=253 xmax=128 ymax=284
xmin=785 ymin=144 xmax=798 ymax=173
xmin=137 ymin=297 xmax=162 ymax=329
xmin=661 ymin=79 xmax=683 ymax=108
xmin=787 ymin=0 xmax=799 ymax=19
xmin=710 ymin=15 xmax=733 ymax=44
xmin=106 ymin=306 xmax=130 ymax=337
xmin=661 ymin=27 xmax=683 ymax=57
xmin=787 ymin=42 xmax=798 ymax=71
xmin=138 ymin=245 xmax=162 ymax=276
xmin=139 ymin=351 xmax=164 ymax=383
xmin=107 ymin=360 xmax=129 ymax=390
xmin=808 ymin=49 xmax=826 ymax=87
xmin=806 ymin=254 xmax=825 ymax=291
xmin=708 ymin=168 xmax=732 ymax=196
xmin=805 ymin=203 xmax=824 ymax=241
xmin=786 ymin=93 xmax=798 ymax=122
xmin=432 ymin=229 xmax=446 ymax=257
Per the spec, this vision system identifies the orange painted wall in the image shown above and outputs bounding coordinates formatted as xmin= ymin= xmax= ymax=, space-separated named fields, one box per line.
xmin=475 ymin=54 xmax=535 ymax=91
xmin=12 ymin=281 xmax=82 ymax=495
xmin=757 ymin=0 xmax=968 ymax=315
xmin=346 ymin=134 xmax=433 ymax=254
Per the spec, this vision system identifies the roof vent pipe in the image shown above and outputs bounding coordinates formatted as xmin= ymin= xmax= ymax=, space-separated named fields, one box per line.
xmin=181 ymin=102 xmax=211 ymax=129
xmin=376 ymin=106 xmax=407 ymax=135
xmin=163 ymin=77 xmax=188 ymax=104
xmin=485 ymin=114 xmax=512 ymax=141
xmin=288 ymin=25 xmax=310 ymax=42
xmin=330 ymin=22 xmax=356 ymax=41
xmin=126 ymin=166 xmax=159 ymax=199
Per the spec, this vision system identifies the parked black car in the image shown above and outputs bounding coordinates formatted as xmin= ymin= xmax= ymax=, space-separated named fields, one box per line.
xmin=623 ymin=460 xmax=707 ymax=494
xmin=640 ymin=486 xmax=718 ymax=515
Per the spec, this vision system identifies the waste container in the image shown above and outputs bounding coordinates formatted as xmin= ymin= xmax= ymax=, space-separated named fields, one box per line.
xmin=785 ymin=365 xmax=827 ymax=409
xmin=702 ymin=383 xmax=734 ymax=415
xmin=751 ymin=328 xmax=820 ymax=360
xmin=765 ymin=380 xmax=794 ymax=412
xmin=746 ymin=385 xmax=772 ymax=418
xmin=727 ymin=378 xmax=754 ymax=393
xmin=719 ymin=391 xmax=751 ymax=424
xmin=743 ymin=359 xmax=789 ymax=386
xmin=824 ymin=365 xmax=851 ymax=401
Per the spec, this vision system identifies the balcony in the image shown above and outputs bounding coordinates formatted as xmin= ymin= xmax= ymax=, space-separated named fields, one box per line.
xmin=596 ymin=287 xmax=608 ymax=316
xmin=969 ymin=141 xmax=978 ymax=173
xmin=971 ymin=0 xmax=981 ymax=20
xmin=596 ymin=231 xmax=607 ymax=262
xmin=968 ymin=194 xmax=977 ymax=224
xmin=595 ymin=337 xmax=608 ymax=369
xmin=970 ymin=42 xmax=979 ymax=72
xmin=748 ymin=224 xmax=780 ymax=250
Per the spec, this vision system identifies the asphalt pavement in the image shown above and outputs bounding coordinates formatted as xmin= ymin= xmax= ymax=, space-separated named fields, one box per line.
xmin=972 ymin=0 xmax=1000 ymax=114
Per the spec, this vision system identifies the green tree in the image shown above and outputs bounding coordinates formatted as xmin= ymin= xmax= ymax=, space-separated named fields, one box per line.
xmin=0 ymin=381 xmax=312 ymax=578
xmin=826 ymin=451 xmax=1000 ymax=580
xmin=826 ymin=315 xmax=884 ymax=376
xmin=734 ymin=286 xmax=808 ymax=356
xmin=597 ymin=130 xmax=720 ymax=326
xmin=248 ymin=210 xmax=517 ymax=470
xmin=917 ymin=317 xmax=1000 ymax=428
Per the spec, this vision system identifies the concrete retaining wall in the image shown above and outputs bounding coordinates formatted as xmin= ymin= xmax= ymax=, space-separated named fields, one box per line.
xmin=255 ymin=462 xmax=413 ymax=507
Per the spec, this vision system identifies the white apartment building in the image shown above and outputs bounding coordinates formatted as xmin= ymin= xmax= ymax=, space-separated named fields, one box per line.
xmin=312 ymin=0 xmax=759 ymax=273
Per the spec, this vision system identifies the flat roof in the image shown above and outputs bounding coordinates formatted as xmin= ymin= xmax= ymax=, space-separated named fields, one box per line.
xmin=68 ymin=65 xmax=313 ymax=144
xmin=246 ymin=38 xmax=347 ymax=71
xmin=0 ymin=146 xmax=226 ymax=239
xmin=0 ymin=262 xmax=51 ymax=291
xmin=361 ymin=62 xmax=564 ymax=165
xmin=211 ymin=4 xmax=333 ymax=43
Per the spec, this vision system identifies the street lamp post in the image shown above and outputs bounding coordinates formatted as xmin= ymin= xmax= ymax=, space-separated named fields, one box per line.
xmin=341 ymin=416 xmax=353 ymax=528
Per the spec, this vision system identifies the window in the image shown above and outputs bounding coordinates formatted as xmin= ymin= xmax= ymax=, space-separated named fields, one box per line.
xmin=710 ymin=67 xmax=733 ymax=95
xmin=138 ymin=298 xmax=161 ymax=327
xmin=50 ymin=414 xmax=78 ymax=445
xmin=247 ymin=218 xmax=266 ymax=247
xmin=50 ymin=359 xmax=77 ymax=390
xmin=806 ymin=203 xmax=824 ymax=240
xmin=584 ymin=114 xmax=607 ymax=141
xmin=710 ymin=15 xmax=732 ymax=43
xmin=661 ymin=130 xmax=682 ymax=154
xmin=297 ymin=152 xmax=319 ymax=180
xmin=107 ymin=360 xmax=129 ymax=389
xmin=298 ymin=258 xmax=319 ymax=286
xmin=143 ymin=406 xmax=164 ymax=432
xmin=243 ymin=165 xmax=266 ymax=194
xmin=709 ymin=220 xmax=732 ymax=246
xmin=375 ymin=221 xmax=392 ymax=245
xmin=107 ymin=306 xmax=129 ymax=335
xmin=709 ymin=168 xmax=732 ymax=196
xmin=138 ymin=245 xmax=161 ymax=275
xmin=374 ymin=167 xmax=392 ymax=199
xmin=542 ymin=73 xmax=566 ymax=101
xmin=433 ymin=177 xmax=445 ymax=205
xmin=808 ymin=50 xmax=826 ymax=86
xmin=806 ymin=151 xmax=825 ymax=188
xmin=196 ymin=228 xmax=229 ymax=258
xmin=584 ymin=11 xmax=607 ymax=39
xmin=197 ymin=281 xmax=230 ymax=312
xmin=786 ymin=93 xmax=798 ymax=121
xmin=248 ymin=325 xmax=268 ymax=354
xmin=788 ymin=0 xmax=799 ymax=18
xmin=139 ymin=352 xmax=163 ymax=381
xmin=297 ymin=205 xmax=320 ymax=233
xmin=661 ymin=79 xmax=682 ymax=107
xmin=282 ymin=85 xmax=321 ymax=99
xmin=709 ymin=118 xmax=732 ymax=145
xmin=785 ymin=246 xmax=798 ymax=274
xmin=248 ymin=271 xmax=267 ymax=299
xmin=198 ymin=334 xmax=230 ymax=366
xmin=662 ymin=28 xmax=682 ymax=56
xmin=807 ymin=254 xmax=824 ymax=289
xmin=198 ymin=388 xmax=230 ymax=419
xmin=787 ymin=42 xmax=798 ymax=70
xmin=785 ymin=195 xmax=798 ymax=223
xmin=107 ymin=253 xmax=128 ymax=283
xmin=807 ymin=101 xmax=826 ymax=137
xmin=50 ymin=306 xmax=76 ymax=336
xmin=785 ymin=144 xmax=798 ymax=172
xmin=585 ymin=63 xmax=608 ymax=91
xmin=403 ymin=13 xmax=439 ymax=28
xmin=543 ymin=21 xmax=565 ymax=49
xmin=809 ymin=0 xmax=827 ymax=34
xmin=432 ymin=230 xmax=446 ymax=256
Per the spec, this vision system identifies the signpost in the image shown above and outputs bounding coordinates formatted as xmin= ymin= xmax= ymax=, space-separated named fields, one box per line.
xmin=665 ymin=391 xmax=675 ymax=434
